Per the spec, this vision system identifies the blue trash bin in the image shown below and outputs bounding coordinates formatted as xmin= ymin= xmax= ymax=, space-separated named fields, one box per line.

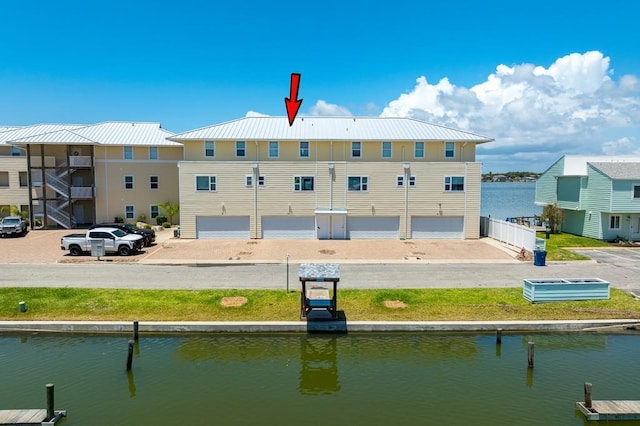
xmin=533 ymin=250 xmax=547 ymax=266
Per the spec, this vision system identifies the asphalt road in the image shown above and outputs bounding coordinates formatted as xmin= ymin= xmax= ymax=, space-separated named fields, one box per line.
xmin=1 ymin=261 xmax=638 ymax=291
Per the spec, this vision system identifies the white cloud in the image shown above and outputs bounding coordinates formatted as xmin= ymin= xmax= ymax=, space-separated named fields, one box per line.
xmin=380 ymin=51 xmax=640 ymax=172
xmin=601 ymin=137 xmax=640 ymax=155
xmin=309 ymin=100 xmax=352 ymax=116
xmin=245 ymin=110 xmax=270 ymax=117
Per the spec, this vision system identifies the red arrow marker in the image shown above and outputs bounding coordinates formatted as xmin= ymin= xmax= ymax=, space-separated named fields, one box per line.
xmin=284 ymin=73 xmax=303 ymax=126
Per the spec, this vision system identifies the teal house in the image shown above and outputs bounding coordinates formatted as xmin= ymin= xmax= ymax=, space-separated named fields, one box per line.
xmin=535 ymin=155 xmax=640 ymax=241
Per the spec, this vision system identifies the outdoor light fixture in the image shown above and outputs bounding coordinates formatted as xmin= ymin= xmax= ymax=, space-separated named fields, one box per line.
xmin=403 ymin=163 xmax=410 ymax=169
xmin=252 ymin=162 xmax=258 ymax=169
xmin=328 ymin=162 xmax=334 ymax=169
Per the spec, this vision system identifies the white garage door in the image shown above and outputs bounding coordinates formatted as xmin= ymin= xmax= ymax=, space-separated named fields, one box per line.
xmin=196 ymin=216 xmax=250 ymax=239
xmin=347 ymin=216 xmax=400 ymax=239
xmin=411 ymin=216 xmax=464 ymax=239
xmin=262 ymin=216 xmax=315 ymax=239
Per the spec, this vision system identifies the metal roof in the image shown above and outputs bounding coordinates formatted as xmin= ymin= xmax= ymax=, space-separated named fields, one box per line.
xmin=1 ymin=122 xmax=180 ymax=146
xmin=562 ymin=155 xmax=640 ymax=176
xmin=589 ymin=162 xmax=640 ymax=180
xmin=169 ymin=116 xmax=493 ymax=143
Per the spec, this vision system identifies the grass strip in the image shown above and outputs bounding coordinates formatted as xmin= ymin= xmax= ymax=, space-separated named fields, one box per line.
xmin=1 ymin=287 xmax=639 ymax=321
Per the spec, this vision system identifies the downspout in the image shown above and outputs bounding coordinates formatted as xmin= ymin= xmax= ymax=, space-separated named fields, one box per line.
xmin=254 ymin=141 xmax=259 ymax=239
xmin=463 ymin=162 xmax=468 ymax=238
xmin=404 ymin=164 xmax=409 ymax=240
xmin=329 ymin=141 xmax=333 ymax=210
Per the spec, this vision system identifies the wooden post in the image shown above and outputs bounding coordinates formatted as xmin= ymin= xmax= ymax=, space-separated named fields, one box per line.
xmin=133 ymin=320 xmax=139 ymax=341
xmin=126 ymin=340 xmax=134 ymax=371
xmin=527 ymin=341 xmax=534 ymax=368
xmin=286 ymin=254 xmax=290 ymax=293
xmin=46 ymin=383 xmax=54 ymax=421
xmin=584 ymin=382 xmax=593 ymax=409
xmin=496 ymin=328 xmax=502 ymax=345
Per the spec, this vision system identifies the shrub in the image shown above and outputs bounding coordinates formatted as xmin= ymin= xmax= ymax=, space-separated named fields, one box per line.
xmin=114 ymin=216 xmax=125 ymax=223
xmin=155 ymin=215 xmax=167 ymax=225
xmin=137 ymin=214 xmax=147 ymax=222
xmin=144 ymin=224 xmax=152 ymax=230
xmin=162 ymin=222 xmax=171 ymax=228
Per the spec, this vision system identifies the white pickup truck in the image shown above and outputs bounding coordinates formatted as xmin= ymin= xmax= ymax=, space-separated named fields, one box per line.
xmin=60 ymin=227 xmax=144 ymax=256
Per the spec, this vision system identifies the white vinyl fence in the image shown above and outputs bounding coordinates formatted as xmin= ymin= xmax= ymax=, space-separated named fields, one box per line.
xmin=480 ymin=217 xmax=537 ymax=252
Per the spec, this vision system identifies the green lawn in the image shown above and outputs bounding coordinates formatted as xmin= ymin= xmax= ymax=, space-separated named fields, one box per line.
xmin=536 ymin=232 xmax=610 ymax=261
xmin=2 ymin=287 xmax=638 ymax=322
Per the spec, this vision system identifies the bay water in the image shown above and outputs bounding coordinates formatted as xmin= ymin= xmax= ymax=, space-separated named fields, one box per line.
xmin=481 ymin=182 xmax=542 ymax=221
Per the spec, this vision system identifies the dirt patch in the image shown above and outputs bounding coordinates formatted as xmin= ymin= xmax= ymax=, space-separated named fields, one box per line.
xmin=220 ymin=296 xmax=248 ymax=307
xmin=319 ymin=249 xmax=336 ymax=255
xmin=246 ymin=241 xmax=259 ymax=245
xmin=384 ymin=300 xmax=408 ymax=309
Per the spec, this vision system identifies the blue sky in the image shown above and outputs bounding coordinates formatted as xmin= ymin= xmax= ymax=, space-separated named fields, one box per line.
xmin=1 ymin=0 xmax=639 ymax=172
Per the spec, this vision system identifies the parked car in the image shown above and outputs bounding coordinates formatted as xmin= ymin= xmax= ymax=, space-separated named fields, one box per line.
xmin=61 ymin=227 xmax=144 ymax=256
xmin=88 ymin=222 xmax=156 ymax=247
xmin=0 ymin=216 xmax=28 ymax=237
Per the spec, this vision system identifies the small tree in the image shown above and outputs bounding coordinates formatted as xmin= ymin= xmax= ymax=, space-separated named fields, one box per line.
xmin=159 ymin=201 xmax=180 ymax=225
xmin=541 ymin=203 xmax=563 ymax=233
xmin=1 ymin=205 xmax=28 ymax=219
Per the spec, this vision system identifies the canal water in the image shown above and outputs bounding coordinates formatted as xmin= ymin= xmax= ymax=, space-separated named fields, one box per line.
xmin=2 ymin=332 xmax=639 ymax=425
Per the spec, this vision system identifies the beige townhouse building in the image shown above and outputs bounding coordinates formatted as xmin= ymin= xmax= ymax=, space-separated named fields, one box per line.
xmin=0 ymin=122 xmax=182 ymax=228
xmin=170 ymin=116 xmax=492 ymax=239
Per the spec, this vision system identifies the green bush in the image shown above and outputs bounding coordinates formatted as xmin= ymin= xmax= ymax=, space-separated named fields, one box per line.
xmin=137 ymin=214 xmax=147 ymax=222
xmin=155 ymin=215 xmax=167 ymax=225
xmin=114 ymin=216 xmax=125 ymax=223
xmin=162 ymin=222 xmax=171 ymax=228
xmin=144 ymin=224 xmax=152 ymax=230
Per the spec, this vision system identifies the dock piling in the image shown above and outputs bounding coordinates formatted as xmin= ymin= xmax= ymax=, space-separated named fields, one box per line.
xmin=126 ymin=340 xmax=134 ymax=371
xmin=527 ymin=341 xmax=534 ymax=368
xmin=496 ymin=328 xmax=502 ymax=345
xmin=585 ymin=382 xmax=593 ymax=409
xmin=46 ymin=384 xmax=54 ymax=421
xmin=133 ymin=320 xmax=139 ymax=341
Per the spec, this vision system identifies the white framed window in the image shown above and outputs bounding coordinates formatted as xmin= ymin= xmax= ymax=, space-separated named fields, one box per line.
xmin=124 ymin=175 xmax=134 ymax=190
xmin=299 ymin=141 xmax=309 ymax=158
xmin=236 ymin=141 xmax=246 ymax=157
xmin=149 ymin=175 xmax=159 ymax=190
xmin=351 ymin=141 xmax=361 ymax=158
xmin=125 ymin=205 xmax=135 ymax=220
xmin=124 ymin=146 xmax=133 ymax=160
xmin=245 ymin=175 xmax=266 ymax=187
xmin=196 ymin=175 xmax=216 ymax=191
xmin=204 ymin=141 xmax=215 ymax=158
xmin=294 ymin=176 xmax=314 ymax=191
xmin=445 ymin=142 xmax=454 ymax=158
xmin=348 ymin=176 xmax=368 ymax=191
xmin=10 ymin=146 xmax=21 ymax=156
xmin=150 ymin=205 xmax=159 ymax=219
xmin=382 ymin=142 xmax=392 ymax=158
xmin=268 ymin=141 xmax=279 ymax=158
xmin=149 ymin=146 xmax=158 ymax=160
xmin=397 ymin=175 xmax=416 ymax=187
xmin=609 ymin=215 xmax=621 ymax=230
xmin=444 ymin=176 xmax=464 ymax=192
xmin=633 ymin=185 xmax=640 ymax=200
xmin=415 ymin=142 xmax=424 ymax=158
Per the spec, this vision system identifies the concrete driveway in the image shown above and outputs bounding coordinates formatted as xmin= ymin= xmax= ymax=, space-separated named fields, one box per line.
xmin=573 ymin=248 xmax=640 ymax=271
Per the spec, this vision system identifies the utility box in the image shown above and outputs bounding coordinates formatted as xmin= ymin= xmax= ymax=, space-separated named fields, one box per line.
xmin=535 ymin=238 xmax=546 ymax=251
xmin=90 ymin=239 xmax=105 ymax=258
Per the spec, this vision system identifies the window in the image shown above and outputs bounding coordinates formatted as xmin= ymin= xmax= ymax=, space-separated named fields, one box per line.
xmin=445 ymin=142 xmax=454 ymax=158
xmin=444 ymin=176 xmax=464 ymax=192
xmin=415 ymin=142 xmax=424 ymax=158
xmin=149 ymin=175 xmax=159 ymax=190
xmin=196 ymin=175 xmax=216 ymax=191
xmin=124 ymin=175 xmax=134 ymax=190
xmin=125 ymin=205 xmax=135 ymax=220
xmin=150 ymin=205 xmax=159 ymax=219
xmin=268 ymin=141 xmax=279 ymax=158
xmin=609 ymin=215 xmax=621 ymax=230
xmin=0 ymin=171 xmax=8 ymax=187
xmin=634 ymin=185 xmax=640 ymax=199
xmin=204 ymin=141 xmax=215 ymax=158
xmin=124 ymin=146 xmax=133 ymax=160
xmin=299 ymin=141 xmax=309 ymax=158
xmin=236 ymin=141 xmax=246 ymax=157
xmin=10 ymin=146 xmax=21 ymax=156
xmin=348 ymin=176 xmax=368 ymax=191
xmin=149 ymin=146 xmax=158 ymax=160
xmin=294 ymin=176 xmax=314 ymax=191
xmin=397 ymin=175 xmax=416 ymax=187
xmin=246 ymin=175 xmax=266 ymax=187
xmin=19 ymin=172 xmax=28 ymax=187
xmin=382 ymin=142 xmax=392 ymax=158
xmin=351 ymin=141 xmax=361 ymax=158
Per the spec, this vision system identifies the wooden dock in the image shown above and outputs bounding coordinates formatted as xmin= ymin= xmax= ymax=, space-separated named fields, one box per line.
xmin=577 ymin=401 xmax=640 ymax=421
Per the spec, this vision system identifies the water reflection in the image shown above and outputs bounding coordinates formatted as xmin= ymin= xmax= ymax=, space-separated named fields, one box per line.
xmin=299 ymin=335 xmax=340 ymax=395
